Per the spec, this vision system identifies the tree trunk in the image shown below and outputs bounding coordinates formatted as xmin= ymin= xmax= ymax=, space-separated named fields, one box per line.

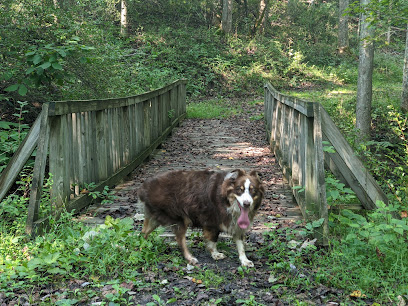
xmin=222 ymin=0 xmax=233 ymax=34
xmin=253 ymin=0 xmax=269 ymax=36
xmin=402 ymin=25 xmax=408 ymax=112
xmin=120 ymin=0 xmax=128 ymax=37
xmin=356 ymin=0 xmax=375 ymax=143
xmin=338 ymin=0 xmax=349 ymax=54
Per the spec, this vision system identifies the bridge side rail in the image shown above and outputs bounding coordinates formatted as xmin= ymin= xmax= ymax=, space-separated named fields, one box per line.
xmin=0 ymin=80 xmax=187 ymax=235
xmin=264 ymin=82 xmax=388 ymax=244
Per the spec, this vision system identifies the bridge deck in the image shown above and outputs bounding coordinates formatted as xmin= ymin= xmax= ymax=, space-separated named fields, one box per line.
xmin=79 ymin=117 xmax=301 ymax=231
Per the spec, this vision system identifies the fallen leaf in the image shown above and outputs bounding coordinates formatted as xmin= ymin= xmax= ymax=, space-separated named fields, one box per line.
xmin=192 ymin=278 xmax=203 ymax=284
xmin=401 ymin=211 xmax=408 ymax=218
xmin=350 ymin=290 xmax=366 ymax=298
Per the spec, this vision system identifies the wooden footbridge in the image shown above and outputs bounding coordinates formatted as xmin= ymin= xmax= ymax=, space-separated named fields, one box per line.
xmin=0 ymin=80 xmax=389 ymax=244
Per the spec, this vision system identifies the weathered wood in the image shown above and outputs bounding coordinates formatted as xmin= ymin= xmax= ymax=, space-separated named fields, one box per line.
xmin=48 ymin=80 xmax=187 ymax=116
xmin=264 ymin=83 xmax=314 ymax=117
xmin=9 ymin=80 xmax=188 ymax=233
xmin=312 ymin=104 xmax=329 ymax=245
xmin=320 ymin=107 xmax=387 ymax=208
xmin=26 ymin=105 xmax=50 ymax=235
xmin=65 ymin=112 xmax=185 ymax=214
xmin=264 ymin=82 xmax=387 ymax=245
xmin=0 ymin=114 xmax=41 ymax=203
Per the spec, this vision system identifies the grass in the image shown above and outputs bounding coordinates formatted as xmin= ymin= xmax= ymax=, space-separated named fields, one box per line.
xmin=187 ymin=98 xmax=242 ymax=119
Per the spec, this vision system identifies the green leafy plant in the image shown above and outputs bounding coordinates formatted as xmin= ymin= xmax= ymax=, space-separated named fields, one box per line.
xmin=236 ymin=295 xmax=264 ymax=306
xmin=325 ymin=176 xmax=356 ymax=206
xmin=5 ymin=37 xmax=94 ymax=96
xmin=0 ymin=101 xmax=31 ymax=172
xmin=147 ymin=294 xmax=177 ymax=306
xmin=192 ymin=269 xmax=225 ymax=288
xmin=84 ymin=183 xmax=117 ymax=205
xmin=104 ymin=283 xmax=133 ymax=305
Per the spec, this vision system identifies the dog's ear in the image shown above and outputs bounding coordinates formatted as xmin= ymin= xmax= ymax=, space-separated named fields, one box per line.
xmin=249 ymin=170 xmax=261 ymax=181
xmin=224 ymin=169 xmax=244 ymax=181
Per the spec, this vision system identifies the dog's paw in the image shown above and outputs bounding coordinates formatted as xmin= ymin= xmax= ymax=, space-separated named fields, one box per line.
xmin=211 ymin=251 xmax=226 ymax=260
xmin=240 ymin=258 xmax=254 ymax=267
xmin=188 ymin=256 xmax=199 ymax=265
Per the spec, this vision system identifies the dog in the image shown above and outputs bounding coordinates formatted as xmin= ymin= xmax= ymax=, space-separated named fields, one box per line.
xmin=137 ymin=169 xmax=264 ymax=267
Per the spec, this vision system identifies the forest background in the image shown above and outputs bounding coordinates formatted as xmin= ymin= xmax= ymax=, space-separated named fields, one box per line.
xmin=1 ymin=0 xmax=408 ymax=305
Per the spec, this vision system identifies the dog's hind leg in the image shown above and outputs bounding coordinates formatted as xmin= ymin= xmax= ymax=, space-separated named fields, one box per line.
xmin=174 ymin=224 xmax=198 ymax=265
xmin=203 ymin=228 xmax=225 ymax=260
xmin=141 ymin=214 xmax=159 ymax=239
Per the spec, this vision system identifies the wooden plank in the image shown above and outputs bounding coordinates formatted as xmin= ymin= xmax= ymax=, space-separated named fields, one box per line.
xmin=291 ymin=111 xmax=300 ymax=185
xmin=271 ymin=100 xmax=280 ymax=147
xmin=0 ymin=113 xmax=41 ymax=202
xmin=136 ymin=102 xmax=144 ymax=151
xmin=79 ymin=112 xmax=88 ymax=184
xmin=106 ymin=109 xmax=114 ymax=176
xmin=312 ymin=104 xmax=329 ymax=245
xmin=49 ymin=80 xmax=187 ymax=116
xmin=143 ymin=100 xmax=152 ymax=148
xmin=71 ymin=113 xmax=80 ymax=197
xmin=304 ymin=112 xmax=317 ymax=219
xmin=62 ymin=114 xmax=72 ymax=202
xmin=90 ymin=111 xmax=98 ymax=183
xmin=96 ymin=110 xmax=108 ymax=182
xmin=49 ymin=116 xmax=62 ymax=207
xmin=123 ymin=106 xmax=131 ymax=164
xmin=26 ymin=104 xmax=50 ymax=235
xmin=163 ymin=91 xmax=170 ymax=129
xmin=320 ymin=107 xmax=387 ymax=208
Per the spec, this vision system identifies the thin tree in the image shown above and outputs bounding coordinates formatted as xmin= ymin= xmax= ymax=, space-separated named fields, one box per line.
xmin=338 ymin=0 xmax=349 ymax=54
xmin=356 ymin=0 xmax=375 ymax=143
xmin=222 ymin=0 xmax=233 ymax=34
xmin=253 ymin=0 xmax=269 ymax=36
xmin=120 ymin=0 xmax=128 ymax=37
xmin=402 ymin=24 xmax=408 ymax=112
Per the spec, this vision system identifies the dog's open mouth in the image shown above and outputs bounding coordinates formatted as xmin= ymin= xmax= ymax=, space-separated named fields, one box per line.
xmin=237 ymin=205 xmax=250 ymax=229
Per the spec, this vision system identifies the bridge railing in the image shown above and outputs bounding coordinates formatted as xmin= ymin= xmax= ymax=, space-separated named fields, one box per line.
xmin=0 ymin=80 xmax=187 ymax=235
xmin=264 ymin=82 xmax=388 ymax=244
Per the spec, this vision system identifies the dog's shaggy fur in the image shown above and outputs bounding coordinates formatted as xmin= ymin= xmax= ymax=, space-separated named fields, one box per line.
xmin=137 ymin=169 xmax=264 ymax=267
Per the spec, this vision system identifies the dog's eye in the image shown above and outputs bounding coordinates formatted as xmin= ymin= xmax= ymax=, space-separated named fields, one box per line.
xmin=236 ymin=186 xmax=244 ymax=193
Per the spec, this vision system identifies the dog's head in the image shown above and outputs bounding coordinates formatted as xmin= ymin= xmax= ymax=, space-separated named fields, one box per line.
xmin=222 ymin=169 xmax=264 ymax=229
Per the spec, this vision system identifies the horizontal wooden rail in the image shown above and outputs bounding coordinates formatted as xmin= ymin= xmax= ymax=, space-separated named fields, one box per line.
xmin=264 ymin=82 xmax=388 ymax=245
xmin=0 ymin=80 xmax=187 ymax=235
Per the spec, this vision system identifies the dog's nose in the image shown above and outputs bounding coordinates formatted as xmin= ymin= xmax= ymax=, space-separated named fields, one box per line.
xmin=243 ymin=201 xmax=251 ymax=208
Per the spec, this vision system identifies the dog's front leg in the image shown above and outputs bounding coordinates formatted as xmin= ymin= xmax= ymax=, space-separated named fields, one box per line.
xmin=234 ymin=234 xmax=254 ymax=267
xmin=204 ymin=229 xmax=225 ymax=260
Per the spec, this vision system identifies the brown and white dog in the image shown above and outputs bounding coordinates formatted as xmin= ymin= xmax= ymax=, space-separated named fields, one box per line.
xmin=137 ymin=169 xmax=264 ymax=267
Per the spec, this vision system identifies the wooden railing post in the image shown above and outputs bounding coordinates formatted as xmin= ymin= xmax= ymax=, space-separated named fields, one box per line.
xmin=26 ymin=104 xmax=50 ymax=235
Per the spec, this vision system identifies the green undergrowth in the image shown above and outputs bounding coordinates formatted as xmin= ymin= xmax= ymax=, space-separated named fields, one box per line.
xmin=187 ymin=98 xmax=242 ymax=119
xmin=0 ymin=211 xmax=171 ymax=303
xmin=1 ymin=177 xmax=408 ymax=304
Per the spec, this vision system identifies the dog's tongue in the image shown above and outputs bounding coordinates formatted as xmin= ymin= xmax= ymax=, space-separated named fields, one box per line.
xmin=237 ymin=206 xmax=250 ymax=229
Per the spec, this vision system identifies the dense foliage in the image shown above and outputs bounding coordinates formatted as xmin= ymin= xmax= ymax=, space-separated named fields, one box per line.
xmin=1 ymin=0 xmax=408 ymax=304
